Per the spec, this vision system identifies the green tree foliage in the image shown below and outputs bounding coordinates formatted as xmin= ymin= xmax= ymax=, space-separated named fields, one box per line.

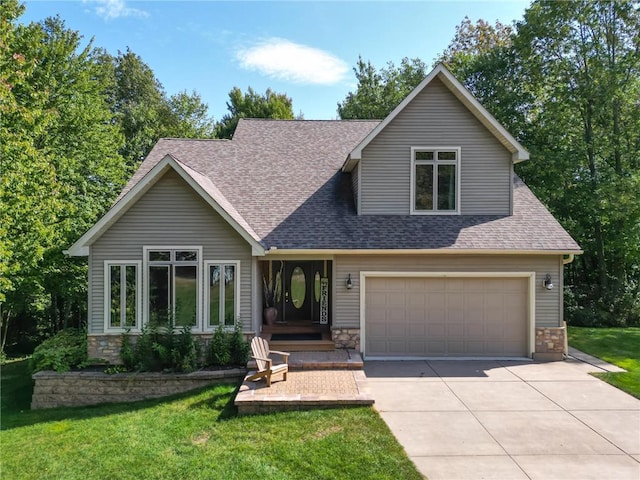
xmin=1 ymin=3 xmax=127 ymax=353
xmin=215 ymin=86 xmax=294 ymax=139
xmin=337 ymin=56 xmax=428 ymax=119
xmin=1 ymin=3 xmax=220 ymax=356
xmin=513 ymin=0 xmax=640 ymax=326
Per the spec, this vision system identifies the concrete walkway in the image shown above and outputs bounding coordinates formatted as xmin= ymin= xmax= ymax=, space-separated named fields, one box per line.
xmin=365 ymin=358 xmax=640 ymax=480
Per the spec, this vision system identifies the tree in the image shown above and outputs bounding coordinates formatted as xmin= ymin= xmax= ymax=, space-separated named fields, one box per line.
xmin=338 ymin=56 xmax=428 ymax=119
xmin=513 ymin=0 xmax=640 ymax=325
xmin=163 ymin=90 xmax=216 ymax=138
xmin=1 ymin=5 xmax=128 ymax=354
xmin=215 ymin=86 xmax=294 ymax=139
xmin=111 ymin=48 xmax=167 ymax=169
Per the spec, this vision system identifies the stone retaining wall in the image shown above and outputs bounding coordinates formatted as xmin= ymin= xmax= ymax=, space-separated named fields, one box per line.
xmin=31 ymin=369 xmax=246 ymax=410
xmin=331 ymin=328 xmax=360 ymax=350
xmin=533 ymin=326 xmax=566 ymax=361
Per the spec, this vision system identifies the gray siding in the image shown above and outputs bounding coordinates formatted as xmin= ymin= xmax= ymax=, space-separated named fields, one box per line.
xmin=360 ymin=77 xmax=512 ymax=215
xmin=90 ymin=170 xmax=253 ymax=334
xmin=334 ymin=254 xmax=563 ymax=329
xmin=351 ymin=167 xmax=359 ymax=214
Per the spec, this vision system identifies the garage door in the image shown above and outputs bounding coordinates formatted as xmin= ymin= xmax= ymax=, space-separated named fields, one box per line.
xmin=365 ymin=276 xmax=529 ymax=357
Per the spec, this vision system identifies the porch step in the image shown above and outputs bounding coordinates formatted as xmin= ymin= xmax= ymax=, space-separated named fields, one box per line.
xmin=247 ymin=349 xmax=363 ymax=370
xmin=269 ymin=339 xmax=335 ymax=352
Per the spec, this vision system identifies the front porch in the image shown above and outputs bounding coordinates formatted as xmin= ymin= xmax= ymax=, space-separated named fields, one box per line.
xmin=236 ymin=349 xmax=372 ymax=415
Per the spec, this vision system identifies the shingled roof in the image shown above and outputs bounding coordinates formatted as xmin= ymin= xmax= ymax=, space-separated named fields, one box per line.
xmin=112 ymin=118 xmax=580 ymax=253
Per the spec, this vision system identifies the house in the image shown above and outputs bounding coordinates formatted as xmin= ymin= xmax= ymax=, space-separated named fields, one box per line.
xmin=67 ymin=64 xmax=581 ymax=363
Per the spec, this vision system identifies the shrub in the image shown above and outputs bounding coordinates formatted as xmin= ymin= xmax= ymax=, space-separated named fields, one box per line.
xmin=120 ymin=323 xmax=202 ymax=373
xmin=31 ymin=329 xmax=88 ymax=373
xmin=229 ymin=322 xmax=250 ymax=366
xmin=208 ymin=325 xmax=230 ymax=366
xmin=208 ymin=322 xmax=249 ymax=367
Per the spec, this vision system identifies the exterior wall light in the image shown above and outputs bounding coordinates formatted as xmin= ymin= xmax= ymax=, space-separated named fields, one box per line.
xmin=543 ymin=274 xmax=554 ymax=290
xmin=346 ymin=273 xmax=353 ymax=289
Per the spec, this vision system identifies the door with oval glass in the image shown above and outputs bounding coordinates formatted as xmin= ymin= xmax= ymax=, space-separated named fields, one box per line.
xmin=282 ymin=261 xmax=329 ymax=323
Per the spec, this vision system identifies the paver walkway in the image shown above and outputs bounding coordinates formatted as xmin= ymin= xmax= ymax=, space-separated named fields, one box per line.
xmin=365 ymin=357 xmax=640 ymax=480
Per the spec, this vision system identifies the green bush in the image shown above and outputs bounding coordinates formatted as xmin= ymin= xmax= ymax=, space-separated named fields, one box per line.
xmin=121 ymin=323 xmax=202 ymax=373
xmin=229 ymin=322 xmax=250 ymax=366
xmin=30 ymin=329 xmax=88 ymax=373
xmin=208 ymin=325 xmax=230 ymax=366
xmin=208 ymin=322 xmax=249 ymax=367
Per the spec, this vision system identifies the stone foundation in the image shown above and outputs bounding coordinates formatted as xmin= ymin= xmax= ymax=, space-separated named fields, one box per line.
xmin=533 ymin=326 xmax=566 ymax=361
xmin=31 ymin=369 xmax=246 ymax=409
xmin=331 ymin=328 xmax=360 ymax=350
xmin=88 ymin=332 xmax=253 ymax=365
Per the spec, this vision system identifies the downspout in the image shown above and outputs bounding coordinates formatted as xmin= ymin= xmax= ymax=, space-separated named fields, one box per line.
xmin=562 ymin=254 xmax=575 ymax=265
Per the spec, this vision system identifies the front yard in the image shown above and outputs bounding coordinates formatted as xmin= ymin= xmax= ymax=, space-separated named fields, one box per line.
xmin=568 ymin=326 xmax=640 ymax=399
xmin=0 ymin=360 xmax=421 ymax=480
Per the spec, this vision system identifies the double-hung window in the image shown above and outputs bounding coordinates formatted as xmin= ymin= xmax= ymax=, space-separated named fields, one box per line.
xmin=145 ymin=247 xmax=201 ymax=327
xmin=104 ymin=261 xmax=141 ymax=330
xmin=205 ymin=261 xmax=239 ymax=329
xmin=411 ymin=147 xmax=460 ymax=214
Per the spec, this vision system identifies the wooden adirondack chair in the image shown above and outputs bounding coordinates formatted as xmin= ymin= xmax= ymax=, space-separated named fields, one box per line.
xmin=246 ymin=337 xmax=290 ymax=387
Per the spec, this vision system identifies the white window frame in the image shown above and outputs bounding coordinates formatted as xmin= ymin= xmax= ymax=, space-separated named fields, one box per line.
xmin=104 ymin=260 xmax=142 ymax=332
xmin=410 ymin=146 xmax=461 ymax=215
xmin=204 ymin=260 xmax=241 ymax=331
xmin=142 ymin=246 xmax=203 ymax=330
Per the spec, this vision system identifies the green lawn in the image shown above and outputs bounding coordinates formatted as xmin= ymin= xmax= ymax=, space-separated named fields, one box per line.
xmin=1 ymin=359 xmax=421 ymax=480
xmin=567 ymin=326 xmax=640 ymax=399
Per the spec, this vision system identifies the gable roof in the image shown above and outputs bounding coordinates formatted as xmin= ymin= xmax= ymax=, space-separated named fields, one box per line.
xmin=342 ymin=63 xmax=529 ymax=172
xmin=67 ymin=70 xmax=581 ymax=257
xmin=66 ymin=154 xmax=266 ymax=256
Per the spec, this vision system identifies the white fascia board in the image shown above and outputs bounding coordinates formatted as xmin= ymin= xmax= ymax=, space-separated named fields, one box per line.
xmin=344 ymin=63 xmax=529 ymax=170
xmin=265 ymin=248 xmax=583 ymax=256
xmin=66 ymin=154 xmax=265 ymax=257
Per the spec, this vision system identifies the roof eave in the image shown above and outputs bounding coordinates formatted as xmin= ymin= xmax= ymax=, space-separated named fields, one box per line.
xmin=346 ymin=63 xmax=530 ymax=165
xmin=66 ymin=154 xmax=266 ymax=257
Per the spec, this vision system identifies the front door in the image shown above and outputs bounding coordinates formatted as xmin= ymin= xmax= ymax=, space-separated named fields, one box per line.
xmin=279 ymin=260 xmax=331 ymax=324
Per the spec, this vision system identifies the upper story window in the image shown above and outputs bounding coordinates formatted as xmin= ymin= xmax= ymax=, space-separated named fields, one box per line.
xmin=411 ymin=147 xmax=460 ymax=215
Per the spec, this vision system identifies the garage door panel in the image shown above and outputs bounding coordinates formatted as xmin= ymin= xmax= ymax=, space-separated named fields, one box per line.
xmin=365 ymin=276 xmax=528 ymax=357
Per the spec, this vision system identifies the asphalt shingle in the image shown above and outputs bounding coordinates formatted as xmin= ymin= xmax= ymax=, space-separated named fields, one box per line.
xmin=117 ymin=119 xmax=581 ymax=252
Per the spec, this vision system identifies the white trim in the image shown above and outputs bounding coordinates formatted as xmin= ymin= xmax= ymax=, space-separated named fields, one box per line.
xmin=356 ymin=160 xmax=362 ymax=215
xmin=251 ymin=257 xmax=260 ymax=334
xmin=143 ymin=246 xmax=203 ymax=330
xmin=410 ymin=146 xmax=461 ymax=215
xmin=344 ymin=63 xmax=529 ymax=170
xmin=204 ymin=260 xmax=241 ymax=331
xmin=365 ymin=356 xmax=534 ymax=362
xmin=266 ymin=248 xmax=583 ymax=256
xmin=66 ymin=155 xmax=265 ymax=257
xmin=103 ymin=260 xmax=142 ymax=333
xmin=359 ymin=271 xmax=536 ymax=359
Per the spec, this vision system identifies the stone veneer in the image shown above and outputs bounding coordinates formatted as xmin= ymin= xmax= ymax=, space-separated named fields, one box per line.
xmin=331 ymin=328 xmax=360 ymax=350
xmin=533 ymin=326 xmax=567 ymax=361
xmin=88 ymin=333 xmax=252 ymax=364
xmin=31 ymin=369 xmax=246 ymax=409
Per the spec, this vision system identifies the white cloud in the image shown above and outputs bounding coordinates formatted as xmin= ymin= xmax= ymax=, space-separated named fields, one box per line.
xmin=84 ymin=0 xmax=149 ymax=20
xmin=236 ymin=38 xmax=348 ymax=86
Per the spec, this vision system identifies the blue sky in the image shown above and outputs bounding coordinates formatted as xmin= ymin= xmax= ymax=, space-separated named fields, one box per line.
xmin=21 ymin=1 xmax=531 ymax=120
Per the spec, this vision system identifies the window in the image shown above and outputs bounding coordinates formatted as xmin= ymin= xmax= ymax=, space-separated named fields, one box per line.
xmin=104 ymin=261 xmax=141 ymax=330
xmin=206 ymin=261 xmax=239 ymax=328
xmin=411 ymin=147 xmax=460 ymax=214
xmin=144 ymin=247 xmax=201 ymax=328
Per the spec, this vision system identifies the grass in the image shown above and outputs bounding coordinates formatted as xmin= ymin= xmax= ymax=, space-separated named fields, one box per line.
xmin=1 ymin=359 xmax=422 ymax=480
xmin=567 ymin=326 xmax=640 ymax=399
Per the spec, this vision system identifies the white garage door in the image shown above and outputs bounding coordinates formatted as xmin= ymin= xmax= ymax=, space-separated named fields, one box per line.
xmin=365 ymin=276 xmax=529 ymax=357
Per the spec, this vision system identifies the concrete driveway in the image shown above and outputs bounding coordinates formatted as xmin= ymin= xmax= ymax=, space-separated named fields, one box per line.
xmin=364 ymin=358 xmax=640 ymax=480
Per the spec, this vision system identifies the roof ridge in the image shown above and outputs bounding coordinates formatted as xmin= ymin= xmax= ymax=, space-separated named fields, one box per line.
xmin=238 ymin=118 xmax=381 ymax=123
xmin=158 ymin=137 xmax=231 ymax=142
